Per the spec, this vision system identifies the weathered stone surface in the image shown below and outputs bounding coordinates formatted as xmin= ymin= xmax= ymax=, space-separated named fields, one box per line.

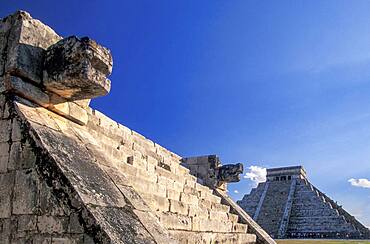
xmin=88 ymin=205 xmax=156 ymax=244
xmin=43 ymin=36 xmax=112 ymax=100
xmin=37 ymin=215 xmax=69 ymax=234
xmin=218 ymin=163 xmax=243 ymax=183
xmin=182 ymin=155 xmax=244 ymax=188
xmin=48 ymin=94 xmax=89 ymax=125
xmin=0 ymin=17 xmax=12 ymax=76
xmin=0 ymin=119 xmax=11 ymax=142
xmin=13 ymin=169 xmax=38 ymax=215
xmin=17 ymin=215 xmax=38 ymax=232
xmin=4 ymin=76 xmax=50 ymax=107
xmin=32 ymin=123 xmax=127 ymax=207
xmin=0 ymin=172 xmax=14 ymax=218
xmin=4 ymin=11 xmax=61 ymax=84
xmin=0 ymin=142 xmax=9 ymax=173
xmin=8 ymin=141 xmax=37 ymax=170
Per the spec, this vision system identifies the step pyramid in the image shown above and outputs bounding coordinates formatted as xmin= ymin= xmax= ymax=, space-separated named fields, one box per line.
xmin=237 ymin=166 xmax=370 ymax=239
xmin=0 ymin=10 xmax=274 ymax=244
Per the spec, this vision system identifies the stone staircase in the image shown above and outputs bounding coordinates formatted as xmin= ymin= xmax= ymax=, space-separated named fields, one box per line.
xmin=238 ymin=166 xmax=370 ymax=240
xmin=83 ymin=108 xmax=258 ymax=243
xmin=253 ymin=181 xmax=292 ymax=238
xmin=286 ymin=179 xmax=368 ymax=238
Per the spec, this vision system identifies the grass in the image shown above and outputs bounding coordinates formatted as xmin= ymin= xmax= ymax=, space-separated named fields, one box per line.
xmin=276 ymin=240 xmax=370 ymax=244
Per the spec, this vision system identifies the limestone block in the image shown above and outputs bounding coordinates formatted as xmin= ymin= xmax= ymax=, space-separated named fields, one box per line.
xmin=115 ymin=184 xmax=151 ymax=212
xmin=180 ymin=192 xmax=199 ymax=205
xmin=37 ymin=215 xmax=68 ymax=234
xmin=184 ymin=175 xmax=197 ymax=188
xmin=137 ymin=168 xmax=157 ymax=183
xmin=199 ymin=199 xmax=212 ymax=209
xmin=4 ymin=76 xmax=50 ymax=107
xmin=127 ymin=155 xmax=147 ymax=170
xmin=146 ymin=161 xmax=155 ymax=174
xmin=169 ymin=199 xmax=189 ymax=216
xmin=173 ymin=181 xmax=184 ymax=193
xmin=209 ymin=210 xmax=228 ymax=221
xmin=8 ymin=141 xmax=36 ymax=170
xmin=0 ymin=142 xmax=9 ymax=173
xmin=211 ymin=202 xmax=230 ymax=213
xmin=141 ymin=193 xmax=169 ymax=212
xmin=31 ymin=236 xmax=52 ymax=244
xmin=48 ymin=95 xmax=88 ymax=126
xmin=11 ymin=118 xmax=22 ymax=142
xmin=119 ymin=162 xmax=138 ymax=177
xmin=0 ymin=172 xmax=14 ymax=218
xmin=232 ymin=223 xmax=248 ymax=233
xmin=17 ymin=215 xmax=37 ymax=232
xmin=133 ymin=209 xmax=178 ymax=244
xmin=130 ymin=177 xmax=153 ymax=195
xmin=0 ymin=17 xmax=12 ymax=76
xmin=51 ymin=237 xmax=83 ymax=244
xmin=201 ymin=191 xmax=221 ymax=204
xmin=148 ymin=180 xmax=166 ymax=197
xmin=159 ymin=212 xmax=192 ymax=231
xmin=188 ymin=205 xmax=208 ymax=219
xmin=43 ymin=36 xmax=112 ymax=100
xmin=69 ymin=212 xmax=84 ymax=234
xmin=195 ymin=182 xmax=212 ymax=194
xmin=228 ymin=213 xmax=239 ymax=223
xmin=176 ymin=165 xmax=190 ymax=176
xmin=0 ymin=119 xmax=11 ymax=142
xmin=183 ymin=186 xmax=199 ymax=196
xmin=192 ymin=218 xmax=232 ymax=233
xmin=0 ymin=218 xmax=11 ymax=243
xmin=38 ymin=181 xmax=66 ymax=216
xmin=168 ymin=230 xmax=215 ymax=244
xmin=0 ymin=94 xmax=6 ymax=115
xmin=158 ymin=175 xmax=175 ymax=189
xmin=88 ymin=205 xmax=157 ymax=243
xmin=4 ymin=11 xmax=61 ymax=84
xmin=13 ymin=169 xmax=38 ymax=215
xmin=0 ymin=77 xmax=5 ymax=95
xmin=166 ymin=189 xmax=181 ymax=201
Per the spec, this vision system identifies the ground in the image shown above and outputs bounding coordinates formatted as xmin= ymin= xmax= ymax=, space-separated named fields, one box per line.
xmin=277 ymin=240 xmax=370 ymax=244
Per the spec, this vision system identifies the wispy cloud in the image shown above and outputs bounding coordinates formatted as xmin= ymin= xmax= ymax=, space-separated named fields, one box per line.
xmin=348 ymin=178 xmax=370 ymax=188
xmin=244 ymin=165 xmax=266 ymax=186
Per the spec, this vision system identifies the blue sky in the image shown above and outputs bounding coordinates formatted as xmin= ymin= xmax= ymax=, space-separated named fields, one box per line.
xmin=2 ymin=1 xmax=370 ymax=227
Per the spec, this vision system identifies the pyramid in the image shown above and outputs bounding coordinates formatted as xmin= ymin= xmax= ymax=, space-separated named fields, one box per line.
xmin=237 ymin=166 xmax=370 ymax=239
xmin=0 ymin=11 xmax=275 ymax=244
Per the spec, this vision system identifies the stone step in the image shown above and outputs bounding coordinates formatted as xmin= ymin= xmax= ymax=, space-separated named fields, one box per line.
xmin=168 ymin=230 xmax=256 ymax=244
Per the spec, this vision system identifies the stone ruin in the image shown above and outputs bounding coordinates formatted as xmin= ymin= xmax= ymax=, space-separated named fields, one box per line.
xmin=237 ymin=166 xmax=370 ymax=240
xmin=0 ymin=11 xmax=276 ymax=244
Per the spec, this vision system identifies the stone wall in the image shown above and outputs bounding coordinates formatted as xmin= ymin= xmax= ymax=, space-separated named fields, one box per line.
xmin=0 ymin=94 xmax=96 ymax=243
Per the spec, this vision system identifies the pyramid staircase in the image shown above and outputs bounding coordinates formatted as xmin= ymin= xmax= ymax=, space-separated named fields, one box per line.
xmin=238 ymin=166 xmax=370 ymax=239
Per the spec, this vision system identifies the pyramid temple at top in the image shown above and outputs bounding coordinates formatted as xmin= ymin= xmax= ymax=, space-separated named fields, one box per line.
xmin=0 ymin=10 xmax=277 ymax=244
xmin=237 ymin=166 xmax=370 ymax=240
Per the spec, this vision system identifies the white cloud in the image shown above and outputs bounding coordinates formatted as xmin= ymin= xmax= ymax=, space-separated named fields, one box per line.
xmin=244 ymin=165 xmax=266 ymax=186
xmin=234 ymin=190 xmax=239 ymax=194
xmin=348 ymin=178 xmax=370 ymax=188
